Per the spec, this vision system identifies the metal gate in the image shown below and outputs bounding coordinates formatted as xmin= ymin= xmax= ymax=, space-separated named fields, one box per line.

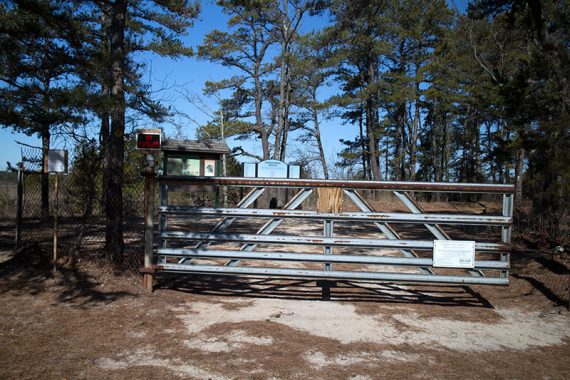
xmin=141 ymin=167 xmax=514 ymax=293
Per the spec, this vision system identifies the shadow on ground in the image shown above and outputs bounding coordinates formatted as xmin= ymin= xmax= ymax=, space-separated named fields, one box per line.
xmin=156 ymin=274 xmax=494 ymax=308
xmin=0 ymin=243 xmax=134 ymax=308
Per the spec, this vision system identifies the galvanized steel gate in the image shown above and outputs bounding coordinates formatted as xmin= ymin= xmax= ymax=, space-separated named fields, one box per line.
xmin=141 ymin=168 xmax=514 ymax=293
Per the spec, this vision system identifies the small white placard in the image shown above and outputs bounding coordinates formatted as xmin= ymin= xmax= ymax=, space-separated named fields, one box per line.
xmin=204 ymin=160 xmax=216 ymax=176
xmin=243 ymin=163 xmax=257 ymax=177
xmin=433 ymin=240 xmax=475 ymax=268
xmin=47 ymin=150 xmax=68 ymax=173
xmin=288 ymin=165 xmax=300 ymax=179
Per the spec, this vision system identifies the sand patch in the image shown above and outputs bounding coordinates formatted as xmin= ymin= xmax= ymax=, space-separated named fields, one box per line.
xmin=305 ymin=349 xmax=422 ymax=369
xmin=185 ymin=329 xmax=273 ymax=352
xmin=97 ymin=346 xmax=228 ymax=379
xmin=177 ymin=298 xmax=569 ymax=352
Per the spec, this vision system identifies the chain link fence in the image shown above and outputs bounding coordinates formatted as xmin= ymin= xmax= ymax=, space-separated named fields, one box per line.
xmin=8 ymin=145 xmax=147 ymax=273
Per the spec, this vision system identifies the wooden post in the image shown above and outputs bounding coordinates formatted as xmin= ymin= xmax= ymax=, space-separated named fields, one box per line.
xmin=15 ymin=163 xmax=24 ymax=250
xmin=316 ymin=187 xmax=343 ymax=213
xmin=53 ymin=174 xmax=59 ymax=272
xmin=143 ymin=154 xmax=156 ymax=292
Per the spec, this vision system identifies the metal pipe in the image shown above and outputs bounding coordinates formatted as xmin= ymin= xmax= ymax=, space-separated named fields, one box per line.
xmin=158 ymin=206 xmax=512 ymax=226
xmin=324 ymin=219 xmax=333 ymax=271
xmin=237 ymin=188 xmax=314 ymax=253
xmin=154 ymin=263 xmax=510 ymax=285
xmin=160 ymin=231 xmax=507 ymax=252
xmin=157 ymin=248 xmax=510 ymax=269
xmin=394 ymin=191 xmax=484 ymax=278
xmin=158 ymin=176 xmax=515 ymax=194
xmin=501 ymin=193 xmax=514 ymax=279
xmin=343 ymin=189 xmax=434 ymax=275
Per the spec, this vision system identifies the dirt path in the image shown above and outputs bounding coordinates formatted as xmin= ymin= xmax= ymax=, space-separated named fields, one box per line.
xmin=0 ymin=247 xmax=568 ymax=379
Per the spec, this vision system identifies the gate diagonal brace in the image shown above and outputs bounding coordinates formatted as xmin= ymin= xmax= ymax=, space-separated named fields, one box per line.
xmin=225 ymin=188 xmax=314 ymax=267
xmin=176 ymin=187 xmax=266 ymax=265
xmin=343 ymin=189 xmax=434 ymax=275
xmin=392 ymin=191 xmax=484 ymax=278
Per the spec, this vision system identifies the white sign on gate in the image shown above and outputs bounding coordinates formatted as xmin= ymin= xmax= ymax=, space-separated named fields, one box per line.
xmin=433 ymin=240 xmax=475 ymax=268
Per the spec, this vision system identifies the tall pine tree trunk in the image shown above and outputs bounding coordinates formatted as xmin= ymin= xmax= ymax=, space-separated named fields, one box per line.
xmin=395 ymin=103 xmax=406 ymax=181
xmin=254 ymin=74 xmax=269 ymax=160
xmin=358 ymin=108 xmax=369 ymax=179
xmin=514 ymin=146 xmax=525 ymax=210
xmin=104 ymin=0 xmax=127 ymax=265
xmin=279 ymin=78 xmax=291 ymax=161
xmin=366 ymin=61 xmax=381 ymax=180
xmin=409 ymin=82 xmax=421 ymax=181
xmin=41 ymin=130 xmax=50 ymax=218
xmin=312 ymin=106 xmax=329 ymax=179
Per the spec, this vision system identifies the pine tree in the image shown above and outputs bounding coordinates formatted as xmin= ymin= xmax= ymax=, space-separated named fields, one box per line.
xmin=198 ymin=0 xmax=278 ymax=160
xmin=0 ymin=1 xmax=85 ymax=217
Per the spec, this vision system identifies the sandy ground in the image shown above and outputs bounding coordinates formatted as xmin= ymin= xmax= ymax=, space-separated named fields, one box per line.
xmin=0 ymin=207 xmax=569 ymax=379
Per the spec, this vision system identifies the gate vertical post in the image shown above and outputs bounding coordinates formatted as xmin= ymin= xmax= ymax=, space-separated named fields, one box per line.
xmin=15 ymin=163 xmax=24 ymax=250
xmin=317 ymin=187 xmax=342 ymax=300
xmin=501 ymin=193 xmax=513 ymax=278
xmin=143 ymin=154 xmax=156 ymax=292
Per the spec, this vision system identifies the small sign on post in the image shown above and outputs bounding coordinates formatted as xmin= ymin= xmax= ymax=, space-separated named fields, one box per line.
xmin=433 ymin=240 xmax=475 ymax=268
xmin=136 ymin=129 xmax=162 ymax=150
xmin=46 ymin=150 xmax=68 ymax=173
xmin=46 ymin=150 xmax=68 ymax=272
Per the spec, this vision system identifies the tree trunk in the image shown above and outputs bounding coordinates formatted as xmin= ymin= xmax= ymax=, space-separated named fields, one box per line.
xmin=358 ymin=109 xmax=368 ymax=179
xmin=104 ymin=0 xmax=127 ymax=265
xmin=409 ymin=81 xmax=421 ymax=181
xmin=274 ymin=29 xmax=288 ymax=160
xmin=366 ymin=61 xmax=381 ymax=181
xmin=254 ymin=74 xmax=269 ymax=160
xmin=312 ymin=105 xmax=328 ymax=179
xmin=279 ymin=76 xmax=291 ymax=162
xmin=395 ymin=103 xmax=406 ymax=181
xmin=41 ymin=130 xmax=50 ymax=218
xmin=514 ymin=146 xmax=525 ymax=210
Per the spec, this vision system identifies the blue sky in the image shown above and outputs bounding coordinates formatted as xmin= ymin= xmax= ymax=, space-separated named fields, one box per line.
xmin=0 ymin=0 xmax=468 ymax=172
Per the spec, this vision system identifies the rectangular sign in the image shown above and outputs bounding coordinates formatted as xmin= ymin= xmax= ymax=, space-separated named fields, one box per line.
xmin=243 ymin=163 xmax=257 ymax=177
xmin=182 ymin=159 xmax=200 ymax=176
xmin=257 ymin=160 xmax=288 ymax=178
xmin=433 ymin=240 xmax=475 ymax=268
xmin=46 ymin=150 xmax=68 ymax=173
xmin=136 ymin=129 xmax=161 ymax=150
xmin=204 ymin=160 xmax=216 ymax=176
xmin=288 ymin=165 xmax=300 ymax=179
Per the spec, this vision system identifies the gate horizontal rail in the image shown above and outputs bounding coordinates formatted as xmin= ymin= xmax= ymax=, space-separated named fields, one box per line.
xmin=158 ymin=206 xmax=511 ymax=226
xmin=142 ymin=171 xmax=515 ymax=292
xmin=156 ymin=248 xmax=509 ymax=270
xmin=158 ymin=176 xmax=515 ymax=194
xmin=160 ymin=231 xmax=507 ymax=252
xmin=153 ymin=264 xmax=509 ymax=285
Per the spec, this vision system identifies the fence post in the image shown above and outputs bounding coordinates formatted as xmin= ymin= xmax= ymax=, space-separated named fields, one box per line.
xmin=143 ymin=154 xmax=156 ymax=292
xmin=53 ymin=173 xmax=59 ymax=272
xmin=15 ymin=163 xmax=24 ymax=250
xmin=317 ymin=187 xmax=343 ymax=300
xmin=501 ymin=193 xmax=514 ymax=279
